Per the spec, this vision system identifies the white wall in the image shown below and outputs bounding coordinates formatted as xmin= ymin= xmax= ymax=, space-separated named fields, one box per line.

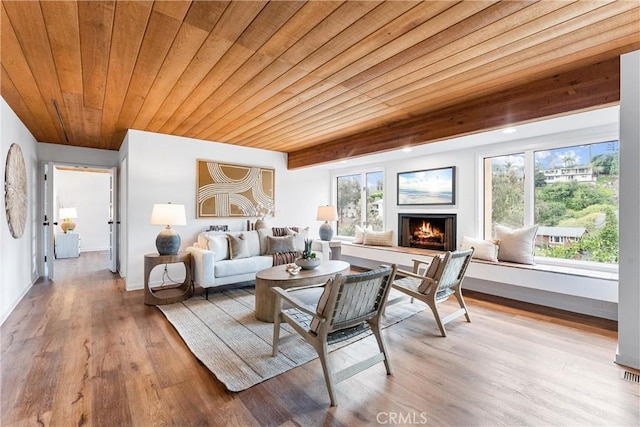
xmin=617 ymin=50 xmax=640 ymax=369
xmin=122 ymin=130 xmax=330 ymax=290
xmin=54 ymin=168 xmax=111 ymax=252
xmin=1 ymin=98 xmax=39 ymax=325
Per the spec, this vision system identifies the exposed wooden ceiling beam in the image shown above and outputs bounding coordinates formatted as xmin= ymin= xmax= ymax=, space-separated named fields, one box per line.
xmin=287 ymin=57 xmax=621 ymax=169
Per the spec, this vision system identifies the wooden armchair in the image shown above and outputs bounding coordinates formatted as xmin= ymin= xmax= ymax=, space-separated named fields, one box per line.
xmin=389 ymin=248 xmax=474 ymax=337
xmin=271 ymin=265 xmax=397 ymax=406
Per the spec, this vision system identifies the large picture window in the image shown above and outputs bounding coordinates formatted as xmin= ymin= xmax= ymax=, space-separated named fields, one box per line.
xmin=484 ymin=140 xmax=619 ymax=265
xmin=336 ymin=170 xmax=384 ymax=237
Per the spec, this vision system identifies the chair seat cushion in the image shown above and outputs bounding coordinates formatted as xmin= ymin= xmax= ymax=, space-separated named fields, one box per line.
xmin=393 ymin=276 xmax=421 ymax=292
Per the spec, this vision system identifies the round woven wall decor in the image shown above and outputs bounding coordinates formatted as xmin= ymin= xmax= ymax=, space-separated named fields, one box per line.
xmin=4 ymin=143 xmax=27 ymax=238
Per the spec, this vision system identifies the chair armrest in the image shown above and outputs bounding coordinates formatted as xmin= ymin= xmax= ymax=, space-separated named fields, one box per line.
xmin=396 ymin=269 xmax=434 ymax=281
xmin=411 ymin=258 xmax=433 ymax=273
xmin=186 ymin=246 xmax=215 ymax=288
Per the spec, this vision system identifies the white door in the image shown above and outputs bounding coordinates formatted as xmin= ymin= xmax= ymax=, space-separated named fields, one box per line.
xmin=109 ymin=167 xmax=118 ymax=273
xmin=44 ymin=161 xmax=55 ymax=279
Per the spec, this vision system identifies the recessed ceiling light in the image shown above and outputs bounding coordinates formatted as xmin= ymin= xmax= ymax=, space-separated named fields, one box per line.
xmin=502 ymin=127 xmax=517 ymax=134
xmin=340 ymin=160 xmax=348 ymax=163
xmin=402 ymin=147 xmax=412 ymax=153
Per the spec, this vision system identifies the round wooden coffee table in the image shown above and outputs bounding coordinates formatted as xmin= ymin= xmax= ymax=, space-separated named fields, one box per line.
xmin=254 ymin=260 xmax=350 ymax=322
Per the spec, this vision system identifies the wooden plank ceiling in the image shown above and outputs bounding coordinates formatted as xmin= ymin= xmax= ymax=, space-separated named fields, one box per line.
xmin=1 ymin=1 xmax=639 ymax=168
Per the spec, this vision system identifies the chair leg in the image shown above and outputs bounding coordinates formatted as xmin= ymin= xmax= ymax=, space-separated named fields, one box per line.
xmin=369 ymin=320 xmax=392 ymax=375
xmin=427 ymin=300 xmax=447 ymax=337
xmin=316 ymin=342 xmax=338 ymax=407
xmin=454 ymin=290 xmax=471 ymax=323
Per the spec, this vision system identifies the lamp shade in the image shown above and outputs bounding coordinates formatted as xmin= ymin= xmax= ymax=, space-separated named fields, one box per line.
xmin=150 ymin=203 xmax=186 ymax=226
xmin=59 ymin=207 xmax=78 ymax=219
xmin=316 ymin=206 xmax=338 ymax=221
xmin=150 ymin=203 xmax=186 ymax=255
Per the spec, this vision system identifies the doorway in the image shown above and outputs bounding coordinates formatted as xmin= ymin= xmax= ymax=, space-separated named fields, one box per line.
xmin=41 ymin=163 xmax=118 ymax=279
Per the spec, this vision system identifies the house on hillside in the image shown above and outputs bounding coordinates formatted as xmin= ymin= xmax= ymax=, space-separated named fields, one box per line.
xmin=541 ymin=166 xmax=596 ymax=184
xmin=536 ymin=226 xmax=588 ymax=248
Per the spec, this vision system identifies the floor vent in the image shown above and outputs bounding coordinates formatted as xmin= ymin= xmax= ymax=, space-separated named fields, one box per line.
xmin=621 ymin=370 xmax=640 ymax=384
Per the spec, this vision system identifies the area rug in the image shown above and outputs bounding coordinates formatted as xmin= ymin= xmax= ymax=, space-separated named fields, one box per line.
xmin=158 ymin=286 xmax=424 ymax=392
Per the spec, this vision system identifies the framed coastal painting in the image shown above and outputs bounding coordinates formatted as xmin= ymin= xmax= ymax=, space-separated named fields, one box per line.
xmin=197 ymin=160 xmax=275 ymax=218
xmin=397 ymin=166 xmax=455 ymax=206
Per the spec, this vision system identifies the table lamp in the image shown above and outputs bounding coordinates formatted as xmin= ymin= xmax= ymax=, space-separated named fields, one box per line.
xmin=317 ymin=205 xmax=338 ymax=241
xmin=59 ymin=207 xmax=78 ymax=233
xmin=150 ymin=203 xmax=186 ymax=255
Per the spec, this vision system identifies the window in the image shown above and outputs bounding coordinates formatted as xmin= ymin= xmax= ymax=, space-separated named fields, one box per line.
xmin=484 ymin=141 xmax=619 ymax=264
xmin=336 ymin=170 xmax=384 ymax=237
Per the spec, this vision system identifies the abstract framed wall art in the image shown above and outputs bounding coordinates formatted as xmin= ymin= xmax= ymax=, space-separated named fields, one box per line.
xmin=197 ymin=160 xmax=275 ymax=218
xmin=397 ymin=166 xmax=455 ymax=206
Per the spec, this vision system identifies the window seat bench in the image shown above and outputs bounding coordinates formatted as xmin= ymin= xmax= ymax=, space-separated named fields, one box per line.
xmin=340 ymin=241 xmax=618 ymax=319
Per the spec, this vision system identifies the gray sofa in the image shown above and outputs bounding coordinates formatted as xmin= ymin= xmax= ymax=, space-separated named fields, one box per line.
xmin=187 ymin=227 xmax=327 ymax=297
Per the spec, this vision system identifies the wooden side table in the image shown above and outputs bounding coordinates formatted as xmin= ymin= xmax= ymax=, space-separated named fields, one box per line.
xmin=144 ymin=252 xmax=193 ymax=305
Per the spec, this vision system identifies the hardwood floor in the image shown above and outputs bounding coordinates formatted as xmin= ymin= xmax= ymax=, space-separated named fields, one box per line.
xmin=2 ymin=252 xmax=638 ymax=426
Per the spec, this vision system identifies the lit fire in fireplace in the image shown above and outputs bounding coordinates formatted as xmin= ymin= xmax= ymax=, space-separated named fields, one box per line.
xmin=412 ymin=221 xmax=443 ymax=245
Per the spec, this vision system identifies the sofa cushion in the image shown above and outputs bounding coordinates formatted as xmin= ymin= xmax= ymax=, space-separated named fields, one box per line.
xmin=460 ymin=235 xmax=499 ymax=262
xmin=266 ymin=234 xmax=297 ymax=254
xmin=226 ymin=233 xmax=250 ymax=260
xmin=242 ymin=230 xmax=261 ymax=257
xmin=214 ymin=255 xmax=273 ymax=278
xmin=495 ymin=224 xmax=538 ymax=264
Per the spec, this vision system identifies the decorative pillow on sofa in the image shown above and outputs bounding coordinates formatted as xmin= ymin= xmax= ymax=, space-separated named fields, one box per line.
xmin=494 ymin=224 xmax=538 ymax=264
xmin=460 ymin=236 xmax=499 ymax=262
xmin=363 ymin=230 xmax=393 ymax=247
xmin=226 ymin=233 xmax=250 ymax=260
xmin=286 ymin=227 xmax=309 ymax=252
xmin=266 ymin=234 xmax=297 ymax=254
xmin=203 ymin=233 xmax=230 ymax=261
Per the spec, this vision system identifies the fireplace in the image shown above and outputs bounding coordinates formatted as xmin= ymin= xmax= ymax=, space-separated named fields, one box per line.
xmin=398 ymin=213 xmax=457 ymax=252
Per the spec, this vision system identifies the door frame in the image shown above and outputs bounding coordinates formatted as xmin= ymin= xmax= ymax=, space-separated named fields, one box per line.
xmin=39 ymin=162 xmax=119 ymax=278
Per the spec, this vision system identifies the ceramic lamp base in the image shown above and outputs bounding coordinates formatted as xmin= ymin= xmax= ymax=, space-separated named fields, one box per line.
xmin=61 ymin=221 xmax=76 ymax=233
xmin=319 ymin=221 xmax=333 ymax=241
xmin=156 ymin=227 xmax=181 ymax=255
